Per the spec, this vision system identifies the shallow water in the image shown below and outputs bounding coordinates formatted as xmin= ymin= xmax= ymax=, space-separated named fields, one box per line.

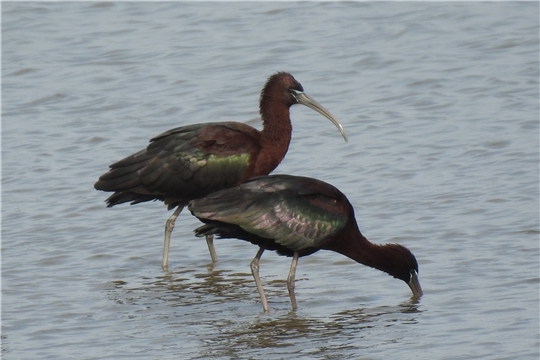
xmin=2 ymin=2 xmax=539 ymax=359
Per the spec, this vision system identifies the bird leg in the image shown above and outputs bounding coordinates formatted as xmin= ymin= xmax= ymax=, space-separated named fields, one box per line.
xmin=205 ymin=234 xmax=218 ymax=263
xmin=287 ymin=252 xmax=299 ymax=310
xmin=163 ymin=206 xmax=183 ymax=269
xmin=250 ymin=247 xmax=268 ymax=312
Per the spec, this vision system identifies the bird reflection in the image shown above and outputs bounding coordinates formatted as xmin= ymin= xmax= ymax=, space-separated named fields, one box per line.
xmin=102 ymin=267 xmax=423 ymax=357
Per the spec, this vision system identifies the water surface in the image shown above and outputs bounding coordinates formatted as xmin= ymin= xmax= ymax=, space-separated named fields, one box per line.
xmin=2 ymin=2 xmax=538 ymax=359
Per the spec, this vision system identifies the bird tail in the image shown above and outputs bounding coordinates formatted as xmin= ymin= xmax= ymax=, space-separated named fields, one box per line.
xmin=94 ymin=149 xmax=158 ymax=207
xmin=193 ymin=223 xmax=225 ymax=237
xmin=102 ymin=191 xmax=157 ymax=207
xmin=94 ymin=149 xmax=150 ymax=191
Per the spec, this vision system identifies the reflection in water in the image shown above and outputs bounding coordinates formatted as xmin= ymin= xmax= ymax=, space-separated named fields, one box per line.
xmin=104 ymin=265 xmax=260 ymax=308
xmin=103 ymin=267 xmax=423 ymax=358
xmin=3 ymin=2 xmax=537 ymax=359
xmin=204 ymin=301 xmax=423 ymax=358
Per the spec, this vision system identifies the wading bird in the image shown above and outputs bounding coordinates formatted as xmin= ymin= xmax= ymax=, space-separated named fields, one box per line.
xmin=94 ymin=72 xmax=347 ymax=269
xmin=188 ymin=174 xmax=422 ymax=312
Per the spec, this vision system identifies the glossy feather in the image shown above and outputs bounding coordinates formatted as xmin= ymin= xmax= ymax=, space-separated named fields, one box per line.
xmin=190 ymin=175 xmax=348 ymax=255
xmin=94 ymin=72 xmax=347 ymax=268
xmin=189 ymin=174 xmax=423 ymax=310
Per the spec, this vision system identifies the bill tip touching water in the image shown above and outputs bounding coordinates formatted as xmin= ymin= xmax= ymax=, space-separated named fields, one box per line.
xmin=189 ymin=174 xmax=422 ymax=312
xmin=93 ymin=72 xmax=347 ymax=269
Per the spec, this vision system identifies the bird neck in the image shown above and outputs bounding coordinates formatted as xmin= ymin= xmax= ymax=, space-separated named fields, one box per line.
xmin=260 ymin=97 xmax=293 ymax=140
xmin=326 ymin=224 xmax=401 ymax=279
xmin=255 ymin=100 xmax=293 ymax=174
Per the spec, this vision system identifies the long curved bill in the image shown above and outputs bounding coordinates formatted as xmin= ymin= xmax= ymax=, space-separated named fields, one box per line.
xmin=408 ymin=270 xmax=423 ymax=298
xmin=293 ymin=90 xmax=348 ymax=142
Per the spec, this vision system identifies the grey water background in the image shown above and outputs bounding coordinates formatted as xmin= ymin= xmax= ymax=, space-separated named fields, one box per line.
xmin=2 ymin=2 xmax=538 ymax=359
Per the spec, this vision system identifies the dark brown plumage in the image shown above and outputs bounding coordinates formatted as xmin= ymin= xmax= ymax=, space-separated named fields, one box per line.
xmin=94 ymin=72 xmax=347 ymax=268
xmin=189 ymin=174 xmax=422 ymax=311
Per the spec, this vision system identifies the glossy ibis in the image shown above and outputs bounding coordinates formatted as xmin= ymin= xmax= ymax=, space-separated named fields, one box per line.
xmin=188 ymin=174 xmax=422 ymax=312
xmin=94 ymin=72 xmax=347 ymax=269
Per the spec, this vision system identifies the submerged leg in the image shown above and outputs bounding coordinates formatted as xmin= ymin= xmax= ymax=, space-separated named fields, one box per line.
xmin=250 ymin=247 xmax=268 ymax=312
xmin=163 ymin=206 xmax=183 ymax=269
xmin=205 ymin=234 xmax=218 ymax=263
xmin=287 ymin=252 xmax=299 ymax=310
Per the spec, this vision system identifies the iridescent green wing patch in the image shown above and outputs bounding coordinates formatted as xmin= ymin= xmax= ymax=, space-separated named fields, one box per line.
xmin=240 ymin=191 xmax=348 ymax=251
xmin=190 ymin=177 xmax=348 ymax=252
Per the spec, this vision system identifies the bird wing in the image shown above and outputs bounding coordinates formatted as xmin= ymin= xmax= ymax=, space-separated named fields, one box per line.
xmin=189 ymin=175 xmax=350 ymax=251
xmin=96 ymin=122 xmax=261 ymax=201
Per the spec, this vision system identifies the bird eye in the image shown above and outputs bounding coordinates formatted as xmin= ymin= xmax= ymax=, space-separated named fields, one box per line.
xmin=290 ymin=89 xmax=303 ymax=101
